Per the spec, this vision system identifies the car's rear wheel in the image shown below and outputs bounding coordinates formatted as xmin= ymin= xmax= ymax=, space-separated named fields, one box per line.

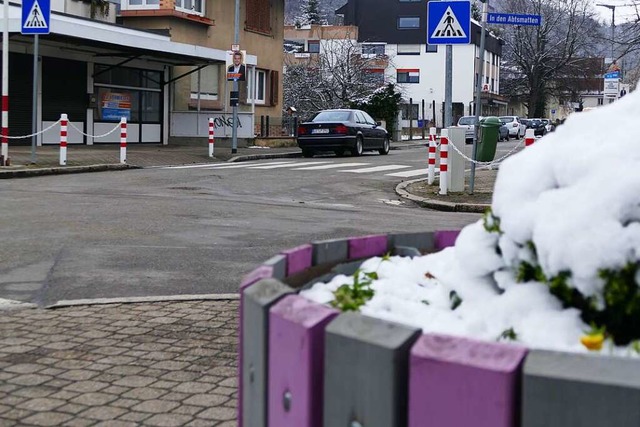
xmin=351 ymin=136 xmax=363 ymax=157
xmin=302 ymin=149 xmax=314 ymax=158
xmin=378 ymin=137 xmax=390 ymax=155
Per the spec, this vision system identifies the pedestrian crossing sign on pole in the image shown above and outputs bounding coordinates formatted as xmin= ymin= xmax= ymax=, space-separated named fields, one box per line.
xmin=21 ymin=0 xmax=51 ymax=35
xmin=427 ymin=1 xmax=471 ymax=45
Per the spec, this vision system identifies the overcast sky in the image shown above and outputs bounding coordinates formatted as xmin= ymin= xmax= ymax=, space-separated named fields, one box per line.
xmin=591 ymin=0 xmax=640 ymax=24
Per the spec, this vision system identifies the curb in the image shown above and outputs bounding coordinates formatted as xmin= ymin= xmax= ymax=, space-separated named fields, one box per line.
xmin=395 ymin=178 xmax=490 ymax=213
xmin=227 ymin=151 xmax=301 ymax=163
xmin=0 ymin=163 xmax=137 ymax=179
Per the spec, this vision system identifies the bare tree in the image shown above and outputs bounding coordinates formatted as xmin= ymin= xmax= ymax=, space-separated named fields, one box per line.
xmin=283 ymin=37 xmax=390 ymax=119
xmin=496 ymin=0 xmax=602 ymax=117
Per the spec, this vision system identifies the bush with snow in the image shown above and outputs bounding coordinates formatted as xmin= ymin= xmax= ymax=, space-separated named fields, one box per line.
xmin=302 ymin=86 xmax=640 ymax=356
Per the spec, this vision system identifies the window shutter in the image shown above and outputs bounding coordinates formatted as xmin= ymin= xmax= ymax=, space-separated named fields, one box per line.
xmin=269 ymin=70 xmax=279 ymax=106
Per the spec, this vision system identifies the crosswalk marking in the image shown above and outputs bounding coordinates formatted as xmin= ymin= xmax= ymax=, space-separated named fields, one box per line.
xmin=386 ymin=168 xmax=429 ymax=178
xmin=340 ymin=164 xmax=412 ymax=173
xmin=292 ymin=162 xmax=370 ymax=170
xmin=247 ymin=161 xmax=331 ymax=170
xmin=206 ymin=161 xmax=294 ymax=169
xmin=160 ymin=163 xmax=253 ymax=170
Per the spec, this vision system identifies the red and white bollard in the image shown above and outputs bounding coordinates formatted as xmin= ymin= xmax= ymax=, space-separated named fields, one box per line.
xmin=525 ymin=128 xmax=535 ymax=147
xmin=439 ymin=128 xmax=448 ymax=195
xmin=208 ymin=118 xmax=215 ymax=157
xmin=59 ymin=113 xmax=68 ymax=166
xmin=428 ymin=127 xmax=437 ymax=185
xmin=120 ymin=117 xmax=127 ymax=164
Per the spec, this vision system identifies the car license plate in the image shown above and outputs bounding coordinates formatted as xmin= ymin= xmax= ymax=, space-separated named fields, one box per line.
xmin=311 ymin=128 xmax=329 ymax=134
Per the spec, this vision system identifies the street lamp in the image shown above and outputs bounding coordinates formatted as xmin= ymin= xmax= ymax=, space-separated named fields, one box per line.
xmin=596 ymin=3 xmax=616 ymax=62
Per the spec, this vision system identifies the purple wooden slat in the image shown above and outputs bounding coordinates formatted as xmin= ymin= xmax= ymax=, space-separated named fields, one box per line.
xmin=281 ymin=244 xmax=313 ymax=276
xmin=239 ymin=265 xmax=274 ymax=427
xmin=348 ymin=234 xmax=388 ymax=259
xmin=434 ymin=230 xmax=461 ymax=250
xmin=409 ymin=333 xmax=527 ymax=427
xmin=268 ymin=295 xmax=339 ymax=427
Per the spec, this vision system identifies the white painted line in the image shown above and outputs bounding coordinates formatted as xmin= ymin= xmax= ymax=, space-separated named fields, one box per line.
xmin=293 ymin=162 xmax=369 ymax=170
xmin=386 ymin=168 xmax=430 ymax=178
xmin=160 ymin=163 xmax=227 ymax=170
xmin=340 ymin=164 xmax=412 ymax=173
xmin=247 ymin=161 xmax=331 ymax=170
xmin=204 ymin=161 xmax=294 ymax=169
xmin=47 ymin=293 xmax=240 ymax=308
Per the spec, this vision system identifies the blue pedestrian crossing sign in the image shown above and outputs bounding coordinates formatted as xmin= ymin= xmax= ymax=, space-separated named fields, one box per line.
xmin=21 ymin=0 xmax=51 ymax=35
xmin=427 ymin=1 xmax=471 ymax=45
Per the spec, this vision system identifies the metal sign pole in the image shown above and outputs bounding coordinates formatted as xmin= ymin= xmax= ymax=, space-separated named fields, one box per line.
xmin=231 ymin=0 xmax=239 ymax=154
xmin=444 ymin=45 xmax=452 ymax=128
xmin=31 ymin=34 xmax=38 ymax=163
xmin=2 ymin=0 xmax=9 ymax=164
xmin=470 ymin=0 xmax=487 ymax=194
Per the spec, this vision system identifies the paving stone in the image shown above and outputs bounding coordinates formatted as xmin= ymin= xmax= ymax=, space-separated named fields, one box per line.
xmin=93 ymin=346 xmax=129 ymax=356
xmin=110 ymin=398 xmax=140 ymax=409
xmin=0 ymin=404 xmax=10 ymax=414
xmin=39 ymin=368 xmax=65 ymax=376
xmin=211 ymin=386 xmax=235 ymax=396
xmin=160 ymin=371 xmax=201 ymax=382
xmin=143 ymin=413 xmax=193 ymax=427
xmin=172 ymin=405 xmax=204 ymax=416
xmin=64 ymin=418 xmax=96 ymax=427
xmin=132 ymin=399 xmax=180 ymax=414
xmin=55 ymin=360 xmax=94 ymax=370
xmin=63 ymin=381 xmax=110 ymax=393
xmin=71 ymin=392 xmax=119 ymax=406
xmin=196 ymin=406 xmax=236 ymax=421
xmin=7 ymin=374 xmax=53 ymax=386
xmin=122 ymin=388 xmax=168 ymax=401
xmin=105 ymin=365 xmax=146 ymax=376
xmin=57 ymin=403 xmax=89 ymax=415
xmin=22 ymin=411 xmax=74 ymax=426
xmin=94 ymin=420 xmax=139 ymax=427
xmin=57 ymin=369 xmax=100 ymax=381
xmin=79 ymin=405 xmax=128 ymax=421
xmin=43 ymin=379 xmax=72 ymax=389
xmin=4 ymin=363 xmax=46 ymax=374
xmin=0 ymin=384 xmax=19 ymax=393
xmin=185 ymin=419 xmax=216 ymax=427
xmin=1 ymin=407 xmax=34 ymax=420
xmin=13 ymin=386 xmax=56 ymax=398
xmin=17 ymin=397 xmax=66 ymax=411
xmin=101 ymin=385 xmax=131 ymax=395
xmin=216 ymin=421 xmax=238 ymax=427
xmin=173 ymin=382 xmax=215 ymax=394
xmin=113 ymin=376 xmax=156 ymax=388
xmin=183 ymin=394 xmax=229 ymax=407
xmin=48 ymin=390 xmax=79 ymax=401
xmin=217 ymin=377 xmax=237 ymax=388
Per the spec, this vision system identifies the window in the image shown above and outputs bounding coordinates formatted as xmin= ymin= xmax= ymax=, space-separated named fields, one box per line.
xmin=252 ymin=69 xmax=266 ymax=104
xmin=598 ymin=97 xmax=604 ymax=105
xmin=366 ymin=69 xmax=385 ymax=85
xmin=175 ymin=0 xmax=203 ymax=15
xmin=401 ymin=104 xmax=419 ymax=120
xmin=308 ymin=40 xmax=320 ymax=53
xmin=125 ymin=0 xmax=159 ymax=8
xmin=362 ymin=111 xmax=377 ymax=125
xmin=362 ymin=44 xmax=385 ymax=55
xmin=397 ymin=44 xmax=420 ymax=55
xmin=355 ymin=111 xmax=366 ymax=123
xmin=190 ymin=65 xmax=219 ymax=105
xmin=246 ymin=0 xmax=271 ymax=34
xmin=397 ymin=68 xmax=419 ymax=84
xmin=398 ymin=16 xmax=420 ymax=29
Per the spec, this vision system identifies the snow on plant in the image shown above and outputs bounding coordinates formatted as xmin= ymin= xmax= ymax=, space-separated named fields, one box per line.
xmin=302 ymin=84 xmax=640 ymax=356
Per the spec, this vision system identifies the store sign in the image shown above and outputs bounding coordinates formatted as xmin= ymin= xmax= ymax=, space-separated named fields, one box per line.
xmin=101 ymin=92 xmax=132 ymax=121
xmin=604 ymin=78 xmax=620 ymax=98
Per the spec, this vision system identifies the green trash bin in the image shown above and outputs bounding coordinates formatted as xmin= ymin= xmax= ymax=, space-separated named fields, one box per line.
xmin=476 ymin=116 xmax=501 ymax=162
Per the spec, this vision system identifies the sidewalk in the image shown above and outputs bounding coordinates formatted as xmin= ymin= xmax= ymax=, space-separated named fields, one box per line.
xmin=0 ymin=139 xmax=496 ymax=426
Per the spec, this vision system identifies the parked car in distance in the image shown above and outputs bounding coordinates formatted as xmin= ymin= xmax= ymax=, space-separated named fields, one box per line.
xmin=456 ymin=115 xmax=482 ymax=143
xmin=498 ymin=119 xmax=510 ymax=141
xmin=540 ymin=118 xmax=554 ymax=133
xmin=297 ymin=109 xmax=390 ymax=157
xmin=499 ymin=116 xmax=527 ymax=139
xmin=526 ymin=118 xmax=547 ymax=136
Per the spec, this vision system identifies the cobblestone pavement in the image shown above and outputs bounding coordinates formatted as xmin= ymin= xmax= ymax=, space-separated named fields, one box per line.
xmin=0 ymin=299 xmax=239 ymax=426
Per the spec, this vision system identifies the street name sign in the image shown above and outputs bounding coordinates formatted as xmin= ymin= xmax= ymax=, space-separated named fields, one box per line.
xmin=21 ymin=0 xmax=50 ymax=35
xmin=487 ymin=13 xmax=541 ymax=26
xmin=427 ymin=1 xmax=471 ymax=45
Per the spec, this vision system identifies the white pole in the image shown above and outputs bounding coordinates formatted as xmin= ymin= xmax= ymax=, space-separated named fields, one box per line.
xmin=439 ymin=128 xmax=448 ymax=195
xmin=120 ymin=117 xmax=127 ymax=164
xmin=2 ymin=0 xmax=10 ymax=164
xmin=428 ymin=127 xmax=437 ymax=185
xmin=59 ymin=114 xmax=68 ymax=166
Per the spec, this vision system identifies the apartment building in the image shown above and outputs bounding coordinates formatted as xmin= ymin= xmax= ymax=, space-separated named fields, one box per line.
xmin=1 ymin=0 xmax=284 ymax=145
xmin=336 ymin=0 xmax=505 ymax=128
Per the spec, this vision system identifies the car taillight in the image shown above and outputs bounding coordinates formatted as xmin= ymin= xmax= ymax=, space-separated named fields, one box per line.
xmin=298 ymin=126 xmax=307 ymax=135
xmin=334 ymin=124 xmax=348 ymax=134
xmin=513 ymin=123 xmax=518 ymax=127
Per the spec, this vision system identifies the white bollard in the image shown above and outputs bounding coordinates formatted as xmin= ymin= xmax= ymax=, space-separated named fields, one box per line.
xmin=59 ymin=114 xmax=68 ymax=166
xmin=120 ymin=117 xmax=127 ymax=164
xmin=439 ymin=129 xmax=448 ymax=195
xmin=209 ymin=118 xmax=215 ymax=157
xmin=428 ymin=127 xmax=437 ymax=185
xmin=525 ymin=128 xmax=535 ymax=147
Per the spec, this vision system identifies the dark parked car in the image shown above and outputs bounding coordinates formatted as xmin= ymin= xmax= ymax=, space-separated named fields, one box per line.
xmin=526 ymin=118 xmax=547 ymax=136
xmin=297 ymin=109 xmax=390 ymax=157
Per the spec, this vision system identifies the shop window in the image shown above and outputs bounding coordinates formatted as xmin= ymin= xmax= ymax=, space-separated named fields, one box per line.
xmin=246 ymin=0 xmax=271 ymax=34
xmin=190 ymin=65 xmax=219 ymax=108
xmin=397 ymin=68 xmax=419 ymax=83
xmin=397 ymin=44 xmax=420 ymax=55
xmin=398 ymin=16 xmax=420 ymax=29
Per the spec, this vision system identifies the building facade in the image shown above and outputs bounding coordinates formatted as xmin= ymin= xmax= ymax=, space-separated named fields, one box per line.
xmin=1 ymin=0 xmax=284 ymax=145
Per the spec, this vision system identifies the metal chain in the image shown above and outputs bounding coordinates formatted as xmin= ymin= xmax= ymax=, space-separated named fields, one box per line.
xmin=68 ymin=122 xmax=121 ymax=139
xmin=2 ymin=119 xmax=61 ymax=139
xmin=447 ymin=138 xmax=525 ymax=166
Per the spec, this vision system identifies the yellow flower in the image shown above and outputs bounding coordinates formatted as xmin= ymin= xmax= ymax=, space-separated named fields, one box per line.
xmin=580 ymin=333 xmax=604 ymax=351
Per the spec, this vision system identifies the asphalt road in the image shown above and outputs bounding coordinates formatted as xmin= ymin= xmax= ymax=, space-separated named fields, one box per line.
xmin=0 ymin=147 xmax=508 ymax=306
